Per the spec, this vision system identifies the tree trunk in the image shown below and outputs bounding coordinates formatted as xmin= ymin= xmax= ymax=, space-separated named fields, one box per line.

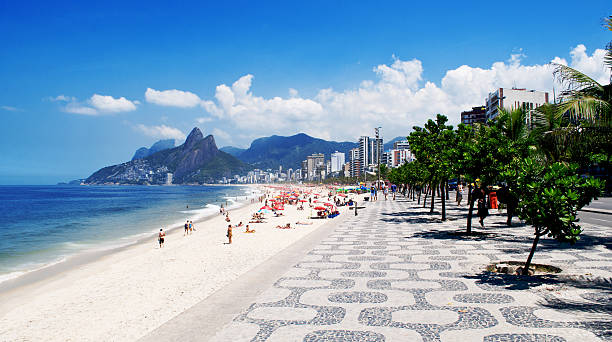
xmin=445 ymin=181 xmax=450 ymax=200
xmin=466 ymin=184 xmax=473 ymax=234
xmin=417 ymin=187 xmax=421 ymax=204
xmin=423 ymin=186 xmax=428 ymax=207
xmin=430 ymin=182 xmax=435 ymax=213
xmin=523 ymin=233 xmax=541 ymax=275
xmin=441 ymin=182 xmax=446 ymax=221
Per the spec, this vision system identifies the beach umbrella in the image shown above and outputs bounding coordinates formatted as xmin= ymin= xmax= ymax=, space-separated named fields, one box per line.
xmin=260 ymin=205 xmax=274 ymax=210
xmin=299 ymin=199 xmax=308 ymax=202
xmin=314 ymin=206 xmax=326 ymax=210
xmin=323 ymin=203 xmax=333 ymax=206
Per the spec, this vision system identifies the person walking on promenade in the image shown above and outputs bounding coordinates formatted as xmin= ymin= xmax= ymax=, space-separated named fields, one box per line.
xmin=476 ymin=187 xmax=489 ymax=227
xmin=456 ymin=185 xmax=463 ymax=206
xmin=158 ymin=228 xmax=165 ymax=248
xmin=227 ymin=224 xmax=233 ymax=244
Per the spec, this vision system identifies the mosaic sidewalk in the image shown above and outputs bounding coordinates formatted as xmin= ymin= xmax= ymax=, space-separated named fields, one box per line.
xmin=211 ymin=197 xmax=612 ymax=342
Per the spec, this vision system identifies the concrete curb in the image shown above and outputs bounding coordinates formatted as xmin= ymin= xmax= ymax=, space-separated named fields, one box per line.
xmin=580 ymin=208 xmax=612 ymax=215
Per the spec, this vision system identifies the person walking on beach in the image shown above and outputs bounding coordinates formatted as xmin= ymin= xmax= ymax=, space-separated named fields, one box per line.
xmin=189 ymin=221 xmax=194 ymax=233
xmin=226 ymin=224 xmax=233 ymax=244
xmin=184 ymin=220 xmax=189 ymax=236
xmin=158 ymin=228 xmax=165 ymax=248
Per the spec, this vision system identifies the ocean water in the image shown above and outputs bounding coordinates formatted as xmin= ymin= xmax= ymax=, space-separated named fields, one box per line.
xmin=0 ymin=185 xmax=258 ymax=283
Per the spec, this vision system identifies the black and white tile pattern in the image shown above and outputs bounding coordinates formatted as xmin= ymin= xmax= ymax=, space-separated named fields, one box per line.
xmin=212 ymin=197 xmax=612 ymax=341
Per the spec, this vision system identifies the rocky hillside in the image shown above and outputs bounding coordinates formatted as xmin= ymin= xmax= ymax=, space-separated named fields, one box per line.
xmin=86 ymin=128 xmax=249 ymax=184
xmin=132 ymin=139 xmax=175 ymax=160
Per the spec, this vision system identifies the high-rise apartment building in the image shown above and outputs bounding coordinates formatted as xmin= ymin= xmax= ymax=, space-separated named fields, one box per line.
xmin=330 ymin=151 xmax=345 ymax=173
xmin=486 ymin=88 xmax=549 ymax=120
xmin=349 ymin=148 xmax=361 ymax=178
xmin=358 ymin=136 xmax=383 ymax=173
xmin=461 ymin=106 xmax=487 ymax=125
xmin=393 ymin=140 xmax=410 ymax=150
xmin=306 ymin=153 xmax=325 ymax=181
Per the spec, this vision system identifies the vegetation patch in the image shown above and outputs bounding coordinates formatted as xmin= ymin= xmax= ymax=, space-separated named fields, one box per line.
xmin=487 ymin=261 xmax=562 ymax=276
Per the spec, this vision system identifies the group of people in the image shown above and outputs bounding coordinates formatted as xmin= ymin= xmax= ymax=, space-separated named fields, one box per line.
xmin=184 ymin=220 xmax=195 ymax=236
xmin=157 ymin=219 xmax=196 ymax=248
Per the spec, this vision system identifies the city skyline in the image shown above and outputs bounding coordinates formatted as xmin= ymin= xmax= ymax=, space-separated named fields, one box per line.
xmin=1 ymin=2 xmax=610 ymax=184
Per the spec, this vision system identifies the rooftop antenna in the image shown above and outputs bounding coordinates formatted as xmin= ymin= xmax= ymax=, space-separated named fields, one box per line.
xmin=512 ymin=81 xmax=517 ymax=89
xmin=553 ymin=86 xmax=556 ymax=104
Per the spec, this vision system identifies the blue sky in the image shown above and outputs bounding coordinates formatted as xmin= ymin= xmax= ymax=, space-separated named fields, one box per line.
xmin=0 ymin=1 xmax=610 ymax=184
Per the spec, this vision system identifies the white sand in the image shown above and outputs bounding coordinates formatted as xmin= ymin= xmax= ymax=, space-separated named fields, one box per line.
xmin=0 ymin=185 xmax=363 ymax=342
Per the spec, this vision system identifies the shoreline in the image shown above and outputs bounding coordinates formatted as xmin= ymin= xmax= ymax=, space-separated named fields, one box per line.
xmin=0 ymin=184 xmax=259 ymax=290
xmin=0 ymin=185 xmax=364 ymax=341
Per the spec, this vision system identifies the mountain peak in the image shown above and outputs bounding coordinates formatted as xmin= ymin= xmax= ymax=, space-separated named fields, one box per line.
xmin=184 ymin=127 xmax=204 ymax=149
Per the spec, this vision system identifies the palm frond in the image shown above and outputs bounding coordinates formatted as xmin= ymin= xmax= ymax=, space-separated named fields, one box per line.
xmin=605 ymin=41 xmax=612 ymax=74
xmin=552 ymin=63 xmax=603 ymax=93
xmin=558 ymin=95 xmax=611 ymax=124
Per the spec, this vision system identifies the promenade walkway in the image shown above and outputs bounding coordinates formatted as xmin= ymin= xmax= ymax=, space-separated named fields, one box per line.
xmin=148 ymin=196 xmax=612 ymax=341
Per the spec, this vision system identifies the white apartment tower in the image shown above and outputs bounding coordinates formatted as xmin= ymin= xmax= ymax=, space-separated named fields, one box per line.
xmin=330 ymin=151 xmax=345 ymax=173
xmin=486 ymin=88 xmax=549 ymax=120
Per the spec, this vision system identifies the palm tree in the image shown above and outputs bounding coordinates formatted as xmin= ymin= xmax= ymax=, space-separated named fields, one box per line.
xmin=551 ymin=16 xmax=611 ymax=124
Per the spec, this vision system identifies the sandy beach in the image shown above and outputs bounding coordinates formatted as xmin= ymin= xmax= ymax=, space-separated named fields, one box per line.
xmin=0 ymin=185 xmax=364 ymax=342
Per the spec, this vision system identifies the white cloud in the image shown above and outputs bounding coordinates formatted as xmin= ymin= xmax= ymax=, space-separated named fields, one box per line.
xmin=56 ymin=94 xmax=138 ymax=115
xmin=1 ymin=105 xmax=22 ymax=112
xmin=212 ymin=128 xmax=231 ymax=141
xmin=49 ymin=95 xmax=74 ymax=102
xmin=196 ymin=117 xmax=213 ymax=124
xmin=566 ymin=44 xmax=610 ymax=85
xmin=90 ymin=94 xmax=137 ymax=112
xmin=195 ymin=44 xmax=609 ymax=142
xmin=145 ymin=88 xmax=201 ymax=108
xmin=135 ymin=124 xmax=186 ymax=141
xmin=64 ymin=102 xmax=99 ymax=115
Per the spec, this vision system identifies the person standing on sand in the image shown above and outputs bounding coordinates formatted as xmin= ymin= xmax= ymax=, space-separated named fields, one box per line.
xmin=227 ymin=224 xmax=233 ymax=244
xmin=184 ymin=220 xmax=189 ymax=236
xmin=158 ymin=228 xmax=165 ymax=248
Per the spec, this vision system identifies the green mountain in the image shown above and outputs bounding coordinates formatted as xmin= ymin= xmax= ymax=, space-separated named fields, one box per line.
xmin=237 ymin=133 xmax=357 ymax=170
xmin=132 ymin=139 xmax=175 ymax=160
xmin=86 ymin=128 xmax=250 ymax=184
xmin=383 ymin=136 xmax=406 ymax=151
xmin=219 ymin=146 xmax=246 ymax=157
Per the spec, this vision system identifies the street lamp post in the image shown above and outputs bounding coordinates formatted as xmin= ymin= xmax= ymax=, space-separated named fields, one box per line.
xmin=375 ymin=127 xmax=381 ymax=189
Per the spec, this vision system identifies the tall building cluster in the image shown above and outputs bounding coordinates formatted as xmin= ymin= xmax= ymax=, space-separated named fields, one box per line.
xmin=461 ymin=87 xmax=549 ymax=126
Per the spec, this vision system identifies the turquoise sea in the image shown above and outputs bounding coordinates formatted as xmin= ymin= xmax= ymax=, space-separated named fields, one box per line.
xmin=0 ymin=185 xmax=258 ymax=283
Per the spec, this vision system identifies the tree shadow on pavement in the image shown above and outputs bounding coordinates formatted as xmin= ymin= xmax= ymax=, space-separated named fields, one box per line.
xmin=407 ymin=229 xmax=500 ymax=241
xmin=464 ymin=271 xmax=563 ymax=290
xmin=380 ymin=217 xmax=443 ymax=224
xmin=465 ymin=271 xmax=612 ymax=292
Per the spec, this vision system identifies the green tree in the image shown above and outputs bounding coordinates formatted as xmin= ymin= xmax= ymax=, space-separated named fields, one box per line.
xmin=408 ymin=114 xmax=455 ymax=220
xmin=510 ymin=159 xmax=603 ymax=274
xmin=453 ymin=123 xmax=514 ymax=233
